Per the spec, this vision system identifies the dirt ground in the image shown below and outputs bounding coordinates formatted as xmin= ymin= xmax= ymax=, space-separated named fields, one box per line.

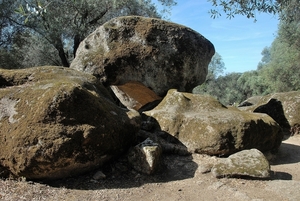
xmin=0 ymin=135 xmax=299 ymax=201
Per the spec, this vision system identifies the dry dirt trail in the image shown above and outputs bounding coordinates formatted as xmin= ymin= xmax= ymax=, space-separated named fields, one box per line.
xmin=1 ymin=135 xmax=300 ymax=201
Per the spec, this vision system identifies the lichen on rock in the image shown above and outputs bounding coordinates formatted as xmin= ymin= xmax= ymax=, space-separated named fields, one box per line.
xmin=70 ymin=16 xmax=215 ymax=96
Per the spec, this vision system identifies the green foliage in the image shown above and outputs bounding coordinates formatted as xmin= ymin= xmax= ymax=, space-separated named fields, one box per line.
xmin=1 ymin=0 xmax=175 ymax=68
xmin=207 ymin=52 xmax=225 ymax=80
xmin=260 ymin=37 xmax=300 ymax=92
xmin=193 ymin=53 xmax=246 ymax=105
xmin=257 ymin=46 xmax=271 ymax=70
xmin=197 ymin=1 xmax=300 ymax=105
xmin=0 ymin=48 xmax=22 ymax=69
xmin=257 ymin=7 xmax=300 ymax=93
xmin=237 ymin=71 xmax=270 ymax=97
xmin=193 ymin=52 xmax=225 ymax=95
xmin=208 ymin=0 xmax=300 ymax=22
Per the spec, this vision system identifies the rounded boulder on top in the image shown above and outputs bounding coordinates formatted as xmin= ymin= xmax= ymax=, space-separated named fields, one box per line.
xmin=70 ymin=15 xmax=215 ymax=96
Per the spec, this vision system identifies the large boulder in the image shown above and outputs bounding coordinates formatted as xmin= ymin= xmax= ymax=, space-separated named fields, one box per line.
xmin=0 ymin=66 xmax=140 ymax=180
xmin=144 ymin=89 xmax=283 ymax=156
xmin=70 ymin=16 xmax=215 ymax=96
xmin=239 ymin=91 xmax=300 ymax=135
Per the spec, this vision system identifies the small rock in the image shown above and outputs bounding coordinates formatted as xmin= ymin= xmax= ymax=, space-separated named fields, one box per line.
xmin=92 ymin=170 xmax=106 ymax=180
xmin=128 ymin=138 xmax=162 ymax=175
xmin=198 ymin=164 xmax=213 ymax=174
xmin=211 ymin=149 xmax=270 ymax=179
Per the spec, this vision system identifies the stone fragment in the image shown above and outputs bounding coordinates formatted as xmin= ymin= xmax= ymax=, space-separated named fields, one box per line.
xmin=110 ymin=81 xmax=161 ymax=111
xmin=92 ymin=170 xmax=106 ymax=180
xmin=211 ymin=149 xmax=270 ymax=178
xmin=128 ymin=138 xmax=162 ymax=175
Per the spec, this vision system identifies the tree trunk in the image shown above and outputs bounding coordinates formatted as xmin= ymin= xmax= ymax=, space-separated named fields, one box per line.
xmin=54 ymin=38 xmax=70 ymax=67
xmin=73 ymin=34 xmax=82 ymax=58
xmin=58 ymin=47 xmax=70 ymax=67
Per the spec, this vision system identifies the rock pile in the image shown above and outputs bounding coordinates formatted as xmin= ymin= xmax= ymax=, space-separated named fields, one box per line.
xmin=1 ymin=16 xmax=297 ymax=181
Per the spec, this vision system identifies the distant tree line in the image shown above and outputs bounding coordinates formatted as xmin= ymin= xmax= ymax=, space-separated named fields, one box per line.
xmin=194 ymin=3 xmax=300 ymax=105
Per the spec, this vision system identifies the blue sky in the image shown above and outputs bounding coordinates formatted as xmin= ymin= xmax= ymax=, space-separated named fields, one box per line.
xmin=162 ymin=0 xmax=279 ymax=73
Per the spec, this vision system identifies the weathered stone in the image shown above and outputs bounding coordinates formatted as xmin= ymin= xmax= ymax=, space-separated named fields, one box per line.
xmin=137 ymin=130 xmax=190 ymax=156
xmin=211 ymin=149 xmax=270 ymax=178
xmin=238 ymin=96 xmax=262 ymax=107
xmin=110 ymin=81 xmax=161 ymax=111
xmin=128 ymin=138 xmax=162 ymax=175
xmin=70 ymin=16 xmax=215 ymax=96
xmin=0 ymin=66 xmax=140 ymax=180
xmin=144 ymin=89 xmax=283 ymax=156
xmin=239 ymin=91 xmax=300 ymax=135
xmin=92 ymin=170 xmax=106 ymax=180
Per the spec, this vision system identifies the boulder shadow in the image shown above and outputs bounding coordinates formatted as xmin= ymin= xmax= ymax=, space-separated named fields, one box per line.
xmin=267 ymin=140 xmax=300 ymax=181
xmin=43 ymin=154 xmax=198 ymax=190
xmin=270 ymin=142 xmax=300 ymax=165
xmin=270 ymin=171 xmax=293 ymax=180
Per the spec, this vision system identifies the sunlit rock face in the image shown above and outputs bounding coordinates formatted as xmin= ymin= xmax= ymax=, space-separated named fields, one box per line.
xmin=70 ymin=16 xmax=215 ymax=96
xmin=144 ymin=89 xmax=283 ymax=156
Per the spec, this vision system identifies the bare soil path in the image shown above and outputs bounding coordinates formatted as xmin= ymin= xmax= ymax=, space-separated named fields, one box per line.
xmin=1 ymin=135 xmax=300 ymax=201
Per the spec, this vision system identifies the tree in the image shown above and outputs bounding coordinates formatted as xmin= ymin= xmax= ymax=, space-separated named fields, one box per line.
xmin=0 ymin=0 xmax=18 ymax=48
xmin=193 ymin=52 xmax=225 ymax=94
xmin=257 ymin=46 xmax=271 ymax=70
xmin=260 ymin=36 xmax=300 ymax=92
xmin=192 ymin=52 xmax=246 ymax=105
xmin=208 ymin=0 xmax=300 ymax=21
xmin=277 ymin=19 xmax=300 ymax=51
xmin=237 ymin=70 xmax=269 ymax=98
xmin=207 ymin=52 xmax=225 ymax=80
xmin=8 ymin=0 xmax=176 ymax=67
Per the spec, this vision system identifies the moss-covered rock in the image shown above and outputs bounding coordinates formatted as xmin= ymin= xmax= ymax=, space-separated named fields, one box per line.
xmin=70 ymin=16 xmax=215 ymax=96
xmin=211 ymin=149 xmax=270 ymax=178
xmin=128 ymin=138 xmax=162 ymax=175
xmin=239 ymin=91 xmax=300 ymax=135
xmin=144 ymin=89 xmax=283 ymax=156
xmin=0 ymin=66 xmax=140 ymax=180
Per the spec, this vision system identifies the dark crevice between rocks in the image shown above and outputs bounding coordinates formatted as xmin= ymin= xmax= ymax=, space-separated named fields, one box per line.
xmin=0 ymin=75 xmax=13 ymax=88
xmin=253 ymin=98 xmax=291 ymax=137
xmin=0 ymin=74 xmax=32 ymax=88
xmin=139 ymin=113 xmax=190 ymax=156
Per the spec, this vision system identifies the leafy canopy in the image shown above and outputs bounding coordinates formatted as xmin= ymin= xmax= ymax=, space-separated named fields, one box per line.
xmin=208 ymin=0 xmax=300 ymax=22
xmin=8 ymin=0 xmax=176 ymax=67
